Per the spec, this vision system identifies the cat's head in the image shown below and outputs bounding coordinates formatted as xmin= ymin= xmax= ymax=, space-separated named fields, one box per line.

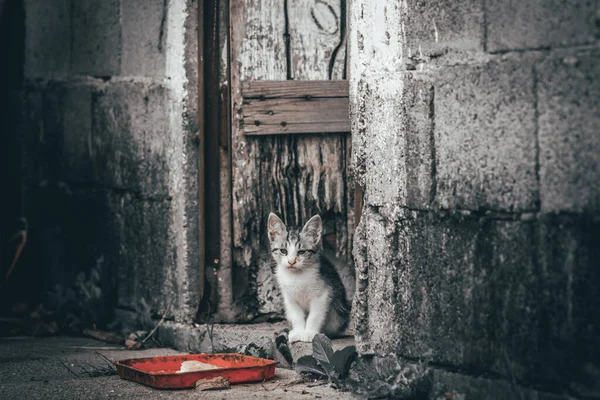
xmin=267 ymin=213 xmax=322 ymax=272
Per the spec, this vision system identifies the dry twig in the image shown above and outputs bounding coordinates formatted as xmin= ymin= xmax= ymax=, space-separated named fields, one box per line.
xmin=1 ymin=223 xmax=27 ymax=290
xmin=141 ymin=298 xmax=174 ymax=344
xmin=59 ymin=358 xmax=79 ymax=378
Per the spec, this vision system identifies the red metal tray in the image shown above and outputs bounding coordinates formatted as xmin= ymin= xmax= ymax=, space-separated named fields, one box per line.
xmin=114 ymin=353 xmax=277 ymax=389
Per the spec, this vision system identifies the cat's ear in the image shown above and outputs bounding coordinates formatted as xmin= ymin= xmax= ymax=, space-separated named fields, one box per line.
xmin=301 ymin=214 xmax=322 ymax=247
xmin=267 ymin=213 xmax=287 ymax=242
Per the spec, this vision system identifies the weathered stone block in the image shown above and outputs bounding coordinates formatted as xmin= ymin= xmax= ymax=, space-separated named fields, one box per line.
xmin=7 ymin=89 xmax=43 ymax=187
xmin=434 ymin=58 xmax=538 ymax=211
xmin=23 ymin=186 xmax=120 ymax=319
xmin=362 ymin=208 xmax=401 ymax=355
xmin=392 ymin=212 xmax=486 ymax=367
xmin=359 ymin=209 xmax=600 ymax=386
xmin=349 ymin=353 xmax=575 ymax=399
xmin=72 ymin=0 xmax=121 ymax=76
xmin=535 ymin=215 xmax=600 ymax=389
xmin=359 ymin=75 xmax=405 ymax=207
xmin=115 ymin=194 xmax=174 ymax=316
xmin=40 ymin=87 xmax=68 ymax=183
xmin=486 ymin=0 xmax=599 ymax=52
xmin=358 ymin=73 xmax=434 ymax=209
xmin=91 ymin=82 xmax=170 ymax=195
xmin=24 ymin=0 xmax=71 ymax=78
xmin=405 ymin=0 xmax=483 ymax=57
xmin=429 ymin=369 xmax=574 ymax=400
xmin=403 ymin=72 xmax=435 ymax=209
xmin=61 ymin=85 xmax=94 ymax=182
xmin=537 ymin=49 xmax=600 ymax=214
xmin=349 ymin=0 xmax=404 ymax=83
xmin=121 ymin=0 xmax=167 ymax=77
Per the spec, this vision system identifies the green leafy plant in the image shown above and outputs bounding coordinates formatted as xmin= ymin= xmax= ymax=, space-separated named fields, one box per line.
xmin=295 ymin=333 xmax=357 ymax=385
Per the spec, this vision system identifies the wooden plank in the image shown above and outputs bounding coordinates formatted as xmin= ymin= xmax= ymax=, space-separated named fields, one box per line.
xmin=242 ymin=96 xmax=350 ymax=135
xmin=230 ymin=0 xmax=351 ymax=319
xmin=241 ymin=80 xmax=348 ymax=99
xmin=230 ymin=0 xmax=288 ymax=317
xmin=288 ymin=0 xmax=346 ymax=80
xmin=244 ymin=121 xmax=349 ymax=135
xmin=287 ymin=1 xmax=350 ymax=273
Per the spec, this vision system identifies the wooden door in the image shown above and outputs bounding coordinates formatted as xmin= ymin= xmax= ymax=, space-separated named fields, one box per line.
xmin=229 ymin=0 xmax=354 ymax=319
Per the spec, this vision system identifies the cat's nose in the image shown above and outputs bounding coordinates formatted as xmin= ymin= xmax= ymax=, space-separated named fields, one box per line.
xmin=288 ymin=259 xmax=297 ymax=266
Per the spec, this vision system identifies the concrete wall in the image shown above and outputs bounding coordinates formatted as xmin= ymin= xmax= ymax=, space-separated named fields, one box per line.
xmin=6 ymin=0 xmax=200 ymax=324
xmin=349 ymin=0 xmax=599 ymax=398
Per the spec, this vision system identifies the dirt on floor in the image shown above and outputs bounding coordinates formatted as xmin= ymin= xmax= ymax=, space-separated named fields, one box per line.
xmin=0 ymin=336 xmax=356 ymax=400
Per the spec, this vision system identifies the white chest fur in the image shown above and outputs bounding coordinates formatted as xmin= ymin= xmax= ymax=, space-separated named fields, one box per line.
xmin=275 ymin=265 xmax=328 ymax=312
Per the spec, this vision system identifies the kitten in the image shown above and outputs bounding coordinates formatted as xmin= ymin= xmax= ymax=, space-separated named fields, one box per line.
xmin=267 ymin=213 xmax=350 ymax=343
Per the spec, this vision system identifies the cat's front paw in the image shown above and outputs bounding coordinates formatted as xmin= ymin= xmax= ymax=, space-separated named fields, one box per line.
xmin=288 ymin=329 xmax=303 ymax=343
xmin=299 ymin=330 xmax=318 ymax=342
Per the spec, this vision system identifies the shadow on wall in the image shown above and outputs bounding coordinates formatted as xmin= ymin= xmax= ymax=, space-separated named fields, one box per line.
xmin=0 ymin=0 xmax=29 ymax=313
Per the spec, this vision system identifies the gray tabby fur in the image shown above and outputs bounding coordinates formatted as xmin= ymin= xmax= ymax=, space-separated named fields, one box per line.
xmin=267 ymin=213 xmax=351 ymax=342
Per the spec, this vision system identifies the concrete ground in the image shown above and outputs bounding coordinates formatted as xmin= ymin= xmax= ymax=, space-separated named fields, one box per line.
xmin=0 ymin=336 xmax=355 ymax=400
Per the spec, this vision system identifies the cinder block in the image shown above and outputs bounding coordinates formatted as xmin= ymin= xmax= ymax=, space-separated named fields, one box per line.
xmin=486 ymin=0 xmax=599 ymax=53
xmin=434 ymin=58 xmax=538 ymax=211
xmin=121 ymin=0 xmax=167 ymax=77
xmin=429 ymin=369 xmax=576 ymax=400
xmin=358 ymin=73 xmax=434 ymax=209
xmin=24 ymin=0 xmax=71 ymax=78
xmin=7 ymin=89 xmax=43 ymax=187
xmin=116 ymin=193 xmax=174 ymax=315
xmin=359 ymin=75 xmax=406 ymax=207
xmin=403 ymin=72 xmax=435 ymax=208
xmin=391 ymin=212 xmax=486 ymax=367
xmin=350 ymin=353 xmax=577 ymax=399
xmin=72 ymin=0 xmax=121 ymax=76
xmin=91 ymin=82 xmax=170 ymax=195
xmin=536 ymin=215 xmax=600 ymax=386
xmin=40 ymin=88 xmax=67 ymax=183
xmin=362 ymin=210 xmax=600 ymax=385
xmin=537 ymin=50 xmax=600 ymax=214
xmin=405 ymin=0 xmax=483 ymax=57
xmin=360 ymin=208 xmax=402 ymax=355
xmin=61 ymin=85 xmax=94 ymax=182
xmin=24 ymin=186 xmax=112 ymax=300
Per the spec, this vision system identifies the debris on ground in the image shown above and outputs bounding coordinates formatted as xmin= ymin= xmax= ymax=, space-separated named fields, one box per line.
xmin=438 ymin=391 xmax=466 ymax=400
xmin=0 ymin=337 xmax=354 ymax=399
xmin=83 ymin=328 xmax=124 ymax=345
xmin=195 ymin=376 xmax=230 ymax=391
xmin=295 ymin=333 xmax=356 ymax=386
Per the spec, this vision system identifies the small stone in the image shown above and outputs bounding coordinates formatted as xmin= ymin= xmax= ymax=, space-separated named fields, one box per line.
xmin=562 ymin=56 xmax=579 ymax=66
xmin=195 ymin=376 xmax=230 ymax=391
xmin=125 ymin=339 xmax=141 ymax=349
xmin=520 ymin=212 xmax=536 ymax=222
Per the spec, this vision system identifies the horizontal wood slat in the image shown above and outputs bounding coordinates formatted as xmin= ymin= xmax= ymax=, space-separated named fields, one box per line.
xmin=242 ymin=80 xmax=349 ymax=99
xmin=241 ymin=80 xmax=350 ymax=135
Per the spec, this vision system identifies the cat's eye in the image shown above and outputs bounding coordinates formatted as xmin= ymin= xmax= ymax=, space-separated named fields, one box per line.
xmin=279 ymin=249 xmax=288 ymax=255
xmin=297 ymin=250 xmax=306 ymax=256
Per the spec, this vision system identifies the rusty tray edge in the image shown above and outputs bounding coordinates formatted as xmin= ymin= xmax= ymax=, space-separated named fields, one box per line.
xmin=113 ymin=353 xmax=277 ymax=376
